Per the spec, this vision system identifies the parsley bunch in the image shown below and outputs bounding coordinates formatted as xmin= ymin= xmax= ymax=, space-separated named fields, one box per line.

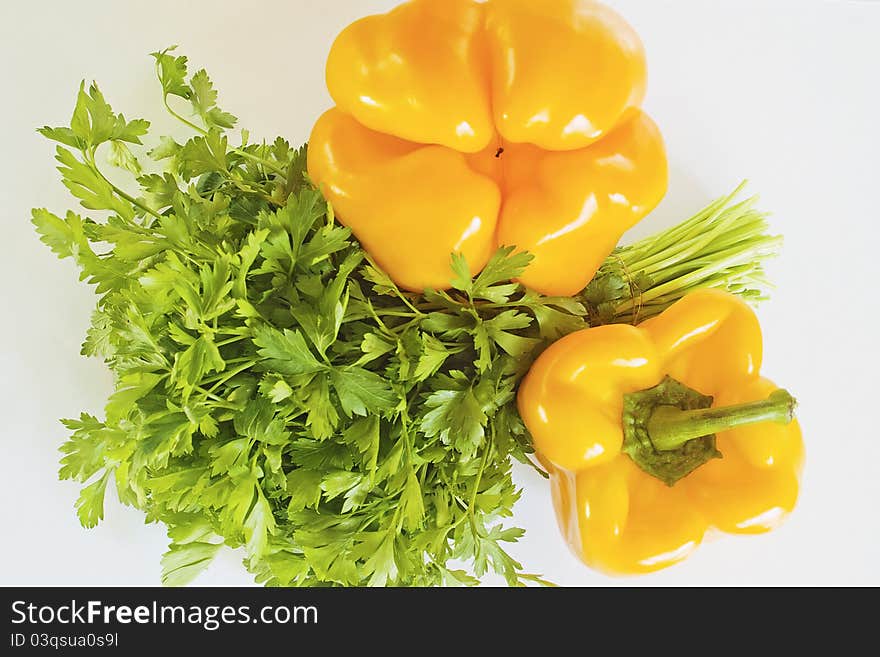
xmin=33 ymin=50 xmax=779 ymax=586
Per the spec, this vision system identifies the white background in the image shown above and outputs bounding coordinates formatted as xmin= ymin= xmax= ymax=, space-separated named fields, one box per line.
xmin=1 ymin=0 xmax=878 ymax=586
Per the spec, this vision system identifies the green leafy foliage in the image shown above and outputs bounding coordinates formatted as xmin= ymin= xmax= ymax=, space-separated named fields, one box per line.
xmin=585 ymin=181 xmax=781 ymax=324
xmin=36 ymin=50 xmax=778 ymax=587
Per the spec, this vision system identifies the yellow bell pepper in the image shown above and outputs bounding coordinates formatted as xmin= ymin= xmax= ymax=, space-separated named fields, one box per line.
xmin=517 ymin=289 xmax=804 ymax=575
xmin=308 ymin=0 xmax=668 ymax=296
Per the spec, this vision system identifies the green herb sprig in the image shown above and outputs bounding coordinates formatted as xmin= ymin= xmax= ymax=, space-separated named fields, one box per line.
xmin=33 ymin=49 xmax=780 ymax=586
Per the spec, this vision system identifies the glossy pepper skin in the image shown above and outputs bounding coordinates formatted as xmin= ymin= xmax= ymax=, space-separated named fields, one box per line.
xmin=308 ymin=0 xmax=668 ymax=295
xmin=517 ymin=289 xmax=804 ymax=575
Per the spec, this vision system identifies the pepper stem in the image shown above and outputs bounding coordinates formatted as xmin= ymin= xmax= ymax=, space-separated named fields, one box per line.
xmin=647 ymin=389 xmax=798 ymax=451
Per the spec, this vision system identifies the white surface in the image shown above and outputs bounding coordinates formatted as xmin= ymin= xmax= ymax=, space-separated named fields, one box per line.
xmin=1 ymin=0 xmax=878 ymax=586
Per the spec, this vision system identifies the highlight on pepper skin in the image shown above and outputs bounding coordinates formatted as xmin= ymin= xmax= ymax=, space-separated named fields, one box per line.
xmin=307 ymin=0 xmax=669 ymax=297
xmin=517 ymin=289 xmax=805 ymax=575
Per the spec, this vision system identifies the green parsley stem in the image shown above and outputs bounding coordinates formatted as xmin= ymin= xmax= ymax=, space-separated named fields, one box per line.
xmin=614 ymin=237 xmax=783 ymax=315
xmin=595 ymin=183 xmax=783 ymax=323
xmin=222 ymin=177 xmax=277 ymax=205
xmin=467 ymin=436 xmax=493 ymax=534
xmin=215 ymin=335 xmax=249 ymax=348
xmin=648 ymin=389 xmax=798 ymax=451
xmin=205 ymin=360 xmax=257 ymax=393
xmin=233 ymin=147 xmax=289 ymax=178
xmin=364 ymin=254 xmax=426 ymax=316
xmin=194 ymin=386 xmax=235 ymax=404
xmin=623 ymin=183 xmax=751 ymax=268
xmin=85 ymin=149 xmax=164 ymax=222
xmin=161 ymin=96 xmax=288 ymax=177
xmin=374 ymin=310 xmax=420 ymax=319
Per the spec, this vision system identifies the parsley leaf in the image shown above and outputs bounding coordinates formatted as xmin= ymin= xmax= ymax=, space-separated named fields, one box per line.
xmin=253 ymin=326 xmax=323 ymax=375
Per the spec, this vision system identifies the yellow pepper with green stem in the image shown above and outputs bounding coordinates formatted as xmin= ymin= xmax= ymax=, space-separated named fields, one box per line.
xmin=518 ymin=289 xmax=804 ymax=575
xmin=307 ymin=0 xmax=668 ymax=296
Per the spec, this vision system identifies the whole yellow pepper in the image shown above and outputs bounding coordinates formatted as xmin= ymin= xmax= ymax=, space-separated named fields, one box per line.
xmin=308 ymin=0 xmax=668 ymax=296
xmin=517 ymin=289 xmax=804 ymax=575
